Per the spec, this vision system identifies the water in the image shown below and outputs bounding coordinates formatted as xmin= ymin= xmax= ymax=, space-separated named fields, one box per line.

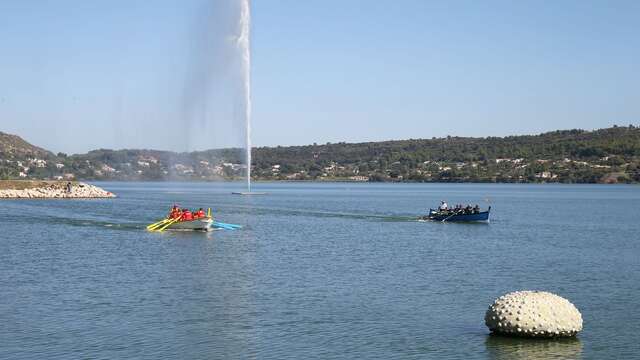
xmin=1 ymin=182 xmax=639 ymax=359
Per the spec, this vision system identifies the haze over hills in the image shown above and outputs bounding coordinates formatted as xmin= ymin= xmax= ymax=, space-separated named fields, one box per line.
xmin=1 ymin=126 xmax=639 ymax=183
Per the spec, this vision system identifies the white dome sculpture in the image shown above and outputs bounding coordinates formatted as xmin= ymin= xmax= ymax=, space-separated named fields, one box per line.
xmin=485 ymin=291 xmax=583 ymax=338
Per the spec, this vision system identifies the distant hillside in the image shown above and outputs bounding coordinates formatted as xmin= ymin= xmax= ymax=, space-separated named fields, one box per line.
xmin=1 ymin=125 xmax=639 ymax=183
xmin=0 ymin=132 xmax=52 ymax=158
xmin=0 ymin=132 xmax=56 ymax=179
xmin=251 ymin=125 xmax=640 ymax=183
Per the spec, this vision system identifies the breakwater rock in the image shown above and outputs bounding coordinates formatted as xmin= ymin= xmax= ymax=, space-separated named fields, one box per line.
xmin=485 ymin=291 xmax=583 ymax=338
xmin=0 ymin=181 xmax=115 ymax=199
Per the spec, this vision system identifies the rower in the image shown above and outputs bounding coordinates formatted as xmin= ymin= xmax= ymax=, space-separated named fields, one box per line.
xmin=168 ymin=205 xmax=180 ymax=219
xmin=181 ymin=209 xmax=193 ymax=221
xmin=439 ymin=200 xmax=448 ymax=211
xmin=194 ymin=208 xmax=205 ymax=218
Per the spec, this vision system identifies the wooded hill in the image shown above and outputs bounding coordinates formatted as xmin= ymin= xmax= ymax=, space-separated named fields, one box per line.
xmin=1 ymin=125 xmax=639 ymax=183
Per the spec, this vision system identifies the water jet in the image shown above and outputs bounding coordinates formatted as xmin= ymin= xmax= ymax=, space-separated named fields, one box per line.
xmin=232 ymin=0 xmax=265 ymax=196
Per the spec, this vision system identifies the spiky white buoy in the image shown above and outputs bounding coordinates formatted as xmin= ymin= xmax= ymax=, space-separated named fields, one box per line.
xmin=485 ymin=291 xmax=583 ymax=338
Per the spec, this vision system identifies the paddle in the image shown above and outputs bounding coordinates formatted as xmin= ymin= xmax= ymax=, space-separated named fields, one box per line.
xmin=213 ymin=221 xmax=242 ymax=230
xmin=441 ymin=211 xmax=458 ymax=223
xmin=147 ymin=218 xmax=170 ymax=230
xmin=213 ymin=223 xmax=234 ymax=230
xmin=156 ymin=217 xmax=181 ymax=232
xmin=213 ymin=221 xmax=242 ymax=229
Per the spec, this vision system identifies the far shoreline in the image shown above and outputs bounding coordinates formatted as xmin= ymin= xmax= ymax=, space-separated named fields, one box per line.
xmin=84 ymin=179 xmax=637 ymax=186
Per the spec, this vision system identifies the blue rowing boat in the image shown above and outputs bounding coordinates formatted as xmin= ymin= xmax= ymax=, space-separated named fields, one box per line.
xmin=422 ymin=206 xmax=491 ymax=222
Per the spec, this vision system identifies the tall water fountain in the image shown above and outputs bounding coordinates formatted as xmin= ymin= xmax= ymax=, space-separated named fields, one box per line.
xmin=233 ymin=0 xmax=264 ymax=195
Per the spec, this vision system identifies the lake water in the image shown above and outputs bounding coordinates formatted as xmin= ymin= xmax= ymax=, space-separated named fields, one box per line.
xmin=1 ymin=182 xmax=639 ymax=359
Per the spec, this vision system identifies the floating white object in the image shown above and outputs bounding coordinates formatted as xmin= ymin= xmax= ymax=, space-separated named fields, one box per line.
xmin=485 ymin=290 xmax=583 ymax=338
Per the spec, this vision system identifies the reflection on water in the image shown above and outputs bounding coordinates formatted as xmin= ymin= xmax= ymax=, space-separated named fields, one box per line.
xmin=485 ymin=335 xmax=582 ymax=360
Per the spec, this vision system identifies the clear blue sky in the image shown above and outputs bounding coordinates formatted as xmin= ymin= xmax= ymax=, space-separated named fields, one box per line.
xmin=0 ymin=0 xmax=638 ymax=154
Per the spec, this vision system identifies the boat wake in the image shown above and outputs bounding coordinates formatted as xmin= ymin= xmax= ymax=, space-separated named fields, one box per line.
xmin=215 ymin=203 xmax=417 ymax=222
xmin=29 ymin=215 xmax=159 ymax=231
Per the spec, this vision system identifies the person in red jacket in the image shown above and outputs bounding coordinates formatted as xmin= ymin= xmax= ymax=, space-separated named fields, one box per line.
xmin=181 ymin=209 xmax=193 ymax=221
xmin=194 ymin=208 xmax=205 ymax=219
xmin=168 ymin=205 xmax=181 ymax=219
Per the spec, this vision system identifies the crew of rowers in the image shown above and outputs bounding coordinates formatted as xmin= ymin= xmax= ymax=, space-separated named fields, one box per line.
xmin=168 ymin=205 xmax=207 ymax=221
xmin=437 ymin=201 xmax=481 ymax=215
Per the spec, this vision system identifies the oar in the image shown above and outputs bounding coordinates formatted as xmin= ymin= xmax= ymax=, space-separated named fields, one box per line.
xmin=156 ymin=217 xmax=180 ymax=232
xmin=441 ymin=211 xmax=458 ymax=223
xmin=148 ymin=218 xmax=175 ymax=231
xmin=220 ymin=223 xmax=242 ymax=229
xmin=147 ymin=218 xmax=170 ymax=230
xmin=213 ymin=221 xmax=242 ymax=229
xmin=213 ymin=222 xmax=241 ymax=230
xmin=213 ymin=222 xmax=234 ymax=230
xmin=213 ymin=221 xmax=238 ymax=228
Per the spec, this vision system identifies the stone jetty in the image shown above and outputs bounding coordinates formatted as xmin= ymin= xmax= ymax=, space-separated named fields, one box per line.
xmin=0 ymin=181 xmax=115 ymax=199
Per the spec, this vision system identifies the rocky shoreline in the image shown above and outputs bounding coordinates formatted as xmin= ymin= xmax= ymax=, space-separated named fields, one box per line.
xmin=0 ymin=181 xmax=115 ymax=199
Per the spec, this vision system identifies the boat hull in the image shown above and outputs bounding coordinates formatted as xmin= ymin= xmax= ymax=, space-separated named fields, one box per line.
xmin=166 ymin=218 xmax=213 ymax=231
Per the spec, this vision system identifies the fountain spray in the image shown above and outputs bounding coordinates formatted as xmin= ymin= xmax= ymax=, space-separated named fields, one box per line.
xmin=233 ymin=0 xmax=265 ymax=195
xmin=239 ymin=0 xmax=251 ymax=192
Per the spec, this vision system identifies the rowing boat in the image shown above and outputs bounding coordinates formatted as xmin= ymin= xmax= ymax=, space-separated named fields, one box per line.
xmin=421 ymin=206 xmax=491 ymax=222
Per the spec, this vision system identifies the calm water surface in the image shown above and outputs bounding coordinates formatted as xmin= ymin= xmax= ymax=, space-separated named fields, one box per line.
xmin=1 ymin=182 xmax=639 ymax=359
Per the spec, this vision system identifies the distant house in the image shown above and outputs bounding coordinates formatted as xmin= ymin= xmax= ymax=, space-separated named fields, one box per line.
xmin=535 ymin=171 xmax=557 ymax=179
xmin=101 ymin=165 xmax=116 ymax=173
xmin=173 ymin=164 xmax=194 ymax=174
xmin=139 ymin=156 xmax=158 ymax=164
xmin=324 ymin=163 xmax=336 ymax=171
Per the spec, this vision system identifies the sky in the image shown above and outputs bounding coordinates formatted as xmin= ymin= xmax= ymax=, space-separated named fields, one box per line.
xmin=0 ymin=0 xmax=638 ymax=154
